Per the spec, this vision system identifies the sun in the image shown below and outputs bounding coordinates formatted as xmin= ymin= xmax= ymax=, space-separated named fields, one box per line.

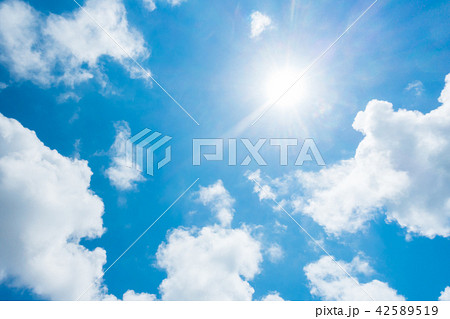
xmin=264 ymin=66 xmax=305 ymax=106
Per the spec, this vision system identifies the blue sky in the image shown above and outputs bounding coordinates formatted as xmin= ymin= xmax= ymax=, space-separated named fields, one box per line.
xmin=0 ymin=0 xmax=449 ymax=301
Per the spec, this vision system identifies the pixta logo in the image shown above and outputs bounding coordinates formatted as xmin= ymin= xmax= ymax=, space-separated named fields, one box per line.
xmin=192 ymin=138 xmax=325 ymax=166
xmin=126 ymin=128 xmax=172 ymax=176
xmin=125 ymin=129 xmax=326 ymax=176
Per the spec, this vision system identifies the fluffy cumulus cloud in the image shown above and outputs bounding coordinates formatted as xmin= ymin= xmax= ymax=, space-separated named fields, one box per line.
xmin=157 ymin=226 xmax=262 ymax=300
xmin=0 ymin=0 xmax=148 ymax=87
xmin=304 ymin=256 xmax=405 ymax=301
xmin=0 ymin=113 xmax=111 ymax=300
xmin=439 ymin=287 xmax=450 ymax=301
xmin=252 ymin=74 xmax=450 ymax=238
xmin=197 ymin=180 xmax=235 ymax=227
xmin=105 ymin=121 xmax=145 ymax=191
xmin=261 ymin=291 xmax=284 ymax=301
xmin=122 ymin=290 xmax=157 ymax=301
xmin=250 ymin=11 xmax=272 ymax=38
xmin=156 ymin=181 xmax=263 ymax=300
xmin=291 ymin=150 xmax=408 ymax=235
xmin=143 ymin=0 xmax=187 ymax=12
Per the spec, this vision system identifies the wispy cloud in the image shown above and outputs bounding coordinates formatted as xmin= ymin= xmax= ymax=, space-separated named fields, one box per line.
xmin=142 ymin=0 xmax=188 ymax=12
xmin=105 ymin=121 xmax=145 ymax=191
xmin=266 ymin=243 xmax=284 ymax=263
xmin=250 ymin=11 xmax=272 ymax=38
xmin=405 ymin=80 xmax=424 ymax=96
xmin=57 ymin=92 xmax=81 ymax=104
xmin=142 ymin=0 xmax=157 ymax=11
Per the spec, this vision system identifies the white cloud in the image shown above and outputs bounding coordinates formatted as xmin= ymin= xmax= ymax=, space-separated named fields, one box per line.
xmin=439 ymin=287 xmax=450 ymax=301
xmin=255 ymin=74 xmax=450 ymax=238
xmin=142 ymin=0 xmax=187 ymax=12
xmin=261 ymin=291 xmax=284 ymax=301
xmin=57 ymin=92 xmax=81 ymax=104
xmin=292 ymin=150 xmax=408 ymax=234
xmin=250 ymin=11 xmax=272 ymax=38
xmin=156 ymin=181 xmax=263 ymax=300
xmin=166 ymin=0 xmax=188 ymax=5
xmin=105 ymin=121 xmax=145 ymax=191
xmin=157 ymin=225 xmax=262 ymax=300
xmin=274 ymin=220 xmax=288 ymax=232
xmin=0 ymin=112 xmax=111 ymax=300
xmin=406 ymin=80 xmax=424 ymax=96
xmin=246 ymin=169 xmax=277 ymax=201
xmin=122 ymin=290 xmax=157 ymax=301
xmin=0 ymin=0 xmax=148 ymax=87
xmin=197 ymin=180 xmax=235 ymax=227
xmin=143 ymin=0 xmax=157 ymax=11
xmin=266 ymin=243 xmax=284 ymax=263
xmin=0 ymin=82 xmax=7 ymax=90
xmin=304 ymin=256 xmax=405 ymax=301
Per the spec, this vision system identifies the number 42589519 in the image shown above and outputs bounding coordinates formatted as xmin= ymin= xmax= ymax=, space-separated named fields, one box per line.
xmin=375 ymin=305 xmax=438 ymax=316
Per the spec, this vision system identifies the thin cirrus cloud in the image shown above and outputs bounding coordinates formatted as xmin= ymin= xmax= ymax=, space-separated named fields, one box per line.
xmin=250 ymin=11 xmax=272 ymax=38
xmin=266 ymin=243 xmax=284 ymax=263
xmin=249 ymin=73 xmax=450 ymax=239
xmin=405 ymin=80 xmax=424 ymax=96
xmin=57 ymin=92 xmax=82 ymax=104
xmin=304 ymin=256 xmax=405 ymax=301
xmin=0 ymin=0 xmax=149 ymax=88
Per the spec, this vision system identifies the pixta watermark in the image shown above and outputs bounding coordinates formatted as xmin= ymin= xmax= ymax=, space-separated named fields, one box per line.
xmin=126 ymin=129 xmax=325 ymax=176
xmin=126 ymin=128 xmax=172 ymax=176
xmin=192 ymin=138 xmax=325 ymax=166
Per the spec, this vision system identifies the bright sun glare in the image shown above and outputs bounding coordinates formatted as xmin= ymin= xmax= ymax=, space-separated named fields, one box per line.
xmin=265 ymin=67 xmax=305 ymax=106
